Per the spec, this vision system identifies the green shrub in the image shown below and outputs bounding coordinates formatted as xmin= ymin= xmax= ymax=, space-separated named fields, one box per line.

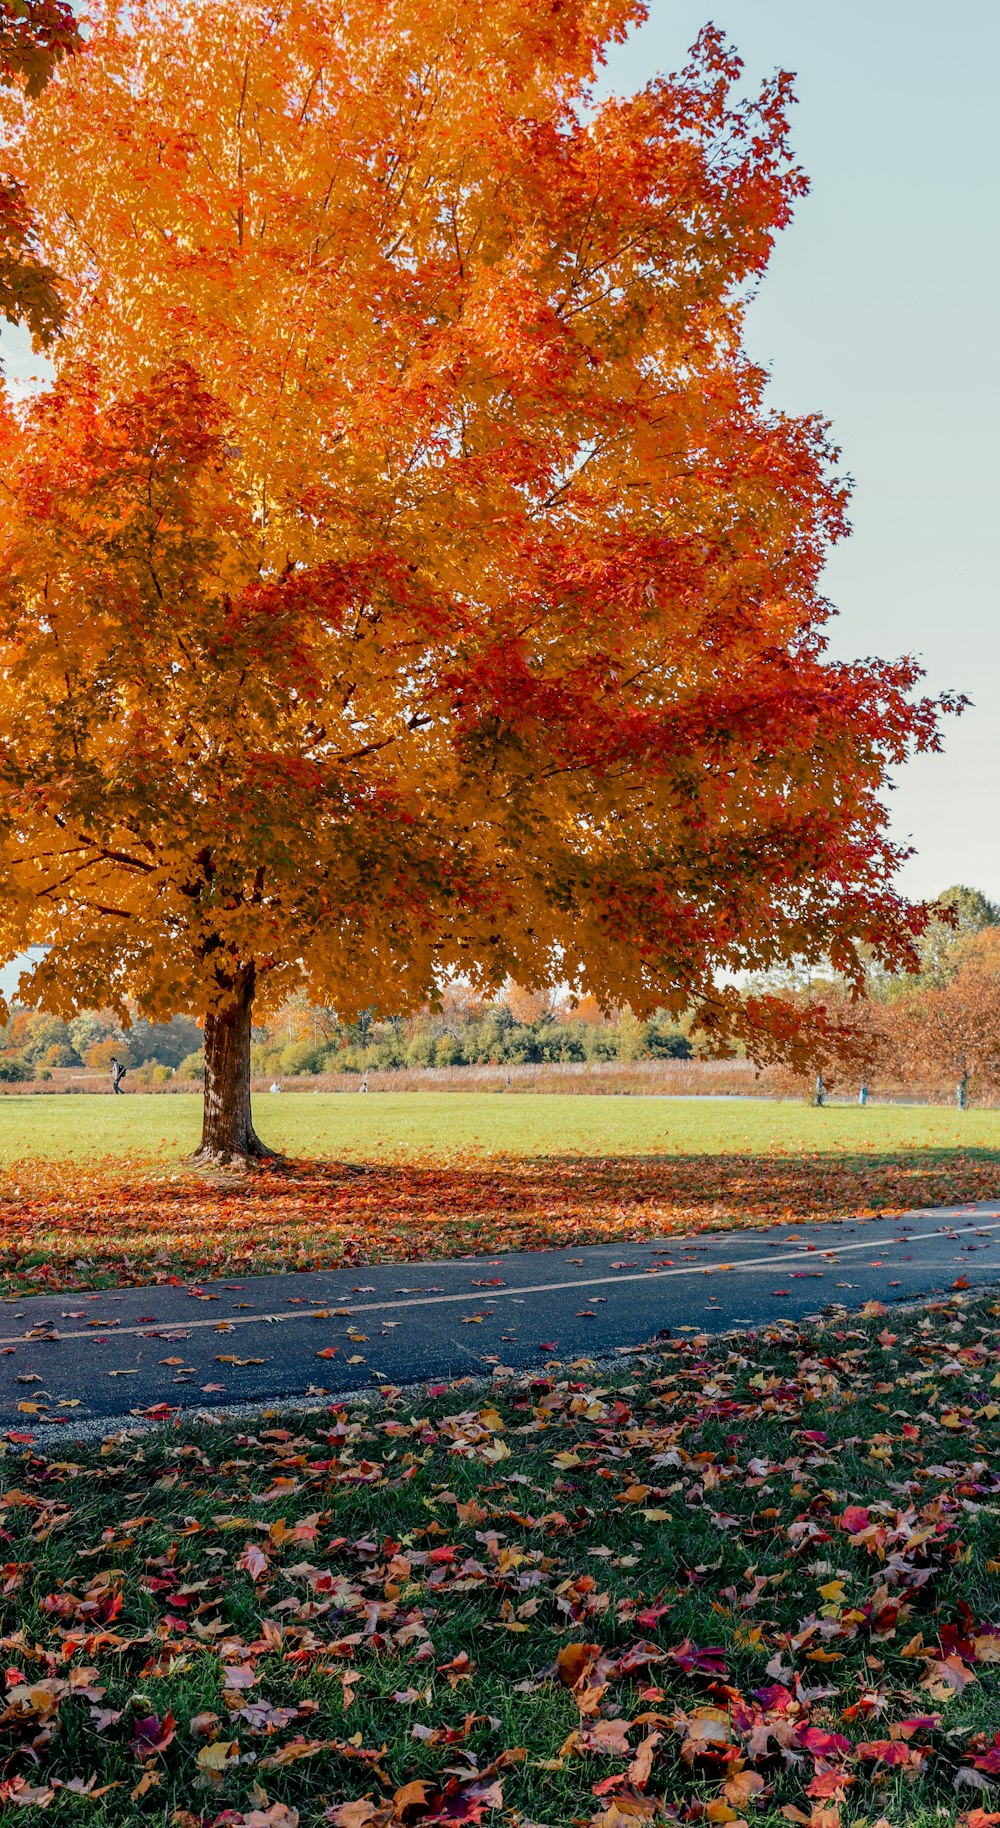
xmin=613 ymin=1009 xmax=646 ymax=1061
xmin=504 ymin=1025 xmax=543 ymax=1064
xmin=582 ymin=1027 xmax=617 ymax=1062
xmin=645 ymin=1020 xmax=692 ymax=1058
xmin=176 ymin=1050 xmax=205 ymax=1081
xmin=538 ymin=1029 xmax=585 ymax=1062
xmin=0 ymin=1055 xmax=31 ymax=1082
xmin=279 ymin=1039 xmax=326 ymax=1075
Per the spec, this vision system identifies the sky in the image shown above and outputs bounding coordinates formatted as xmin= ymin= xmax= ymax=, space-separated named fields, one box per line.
xmin=0 ymin=0 xmax=997 ymax=997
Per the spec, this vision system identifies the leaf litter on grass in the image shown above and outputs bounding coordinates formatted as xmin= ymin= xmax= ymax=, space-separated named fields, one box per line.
xmin=1 ymin=1148 xmax=1000 ymax=1296
xmin=1 ymin=1292 xmax=1000 ymax=1825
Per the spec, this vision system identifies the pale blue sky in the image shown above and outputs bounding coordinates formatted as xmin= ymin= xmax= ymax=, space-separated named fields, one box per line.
xmin=1 ymin=0 xmax=996 ymax=994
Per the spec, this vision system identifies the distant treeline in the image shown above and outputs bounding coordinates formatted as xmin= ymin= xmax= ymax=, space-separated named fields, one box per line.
xmin=246 ymin=999 xmax=692 ymax=1081
xmin=2 ymin=882 xmax=996 ymax=1090
xmin=0 ymin=991 xmax=691 ymax=1083
xmin=0 ymin=1009 xmax=202 ymax=1082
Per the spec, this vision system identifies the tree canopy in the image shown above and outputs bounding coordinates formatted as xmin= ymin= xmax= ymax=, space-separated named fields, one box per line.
xmin=0 ymin=0 xmax=958 ymax=1157
xmin=913 ymin=883 xmax=1000 ymax=989
xmin=0 ymin=0 xmax=79 ymax=344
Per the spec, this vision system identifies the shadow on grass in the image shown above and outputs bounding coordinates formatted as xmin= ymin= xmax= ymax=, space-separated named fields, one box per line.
xmin=2 ymin=1145 xmax=999 ymax=1295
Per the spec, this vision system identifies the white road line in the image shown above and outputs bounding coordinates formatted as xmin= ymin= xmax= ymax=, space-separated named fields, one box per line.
xmin=2 ymin=1218 xmax=999 ymax=1348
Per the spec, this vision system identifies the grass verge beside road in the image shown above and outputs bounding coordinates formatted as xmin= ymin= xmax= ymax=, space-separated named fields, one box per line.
xmin=2 ymin=1094 xmax=1000 ymax=1300
xmin=1 ymin=1292 xmax=999 ymax=1826
xmin=1 ymin=1146 xmax=1000 ymax=1298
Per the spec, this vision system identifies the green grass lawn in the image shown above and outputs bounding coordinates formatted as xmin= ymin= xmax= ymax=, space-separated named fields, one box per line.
xmin=2 ymin=1092 xmax=999 ymax=1300
xmin=2 ymin=1293 xmax=999 ymax=1826
xmin=1 ymin=1089 xmax=999 ymax=1164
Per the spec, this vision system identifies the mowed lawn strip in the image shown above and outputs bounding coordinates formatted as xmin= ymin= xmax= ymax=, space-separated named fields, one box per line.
xmin=1 ymin=1293 xmax=1000 ymax=1826
xmin=3 ymin=1091 xmax=1000 ymax=1165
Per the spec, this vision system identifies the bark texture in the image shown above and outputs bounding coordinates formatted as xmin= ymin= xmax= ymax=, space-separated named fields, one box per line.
xmin=193 ymin=965 xmax=276 ymax=1166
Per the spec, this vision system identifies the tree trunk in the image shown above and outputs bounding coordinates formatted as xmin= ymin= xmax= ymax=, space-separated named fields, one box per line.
xmin=193 ymin=964 xmax=277 ymax=1166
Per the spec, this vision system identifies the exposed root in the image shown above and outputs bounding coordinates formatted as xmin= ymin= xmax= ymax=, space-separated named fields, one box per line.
xmin=190 ymin=1134 xmax=283 ymax=1171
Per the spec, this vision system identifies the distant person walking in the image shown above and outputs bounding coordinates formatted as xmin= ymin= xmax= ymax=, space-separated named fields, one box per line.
xmin=957 ymin=1071 xmax=969 ymax=1110
xmin=359 ymin=1075 xmax=369 ymax=1094
xmin=109 ymin=1056 xmax=127 ymax=1095
xmin=814 ymin=1073 xmax=825 ymax=1108
xmin=858 ymin=1080 xmax=869 ymax=1106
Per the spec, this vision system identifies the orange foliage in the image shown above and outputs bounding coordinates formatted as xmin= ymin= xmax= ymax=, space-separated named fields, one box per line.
xmin=0 ymin=0 xmax=79 ymax=341
xmin=880 ymin=969 xmax=1000 ymax=1092
xmin=503 ymin=982 xmax=559 ymax=1025
xmin=568 ymin=994 xmax=606 ymax=1027
xmin=435 ymin=982 xmax=488 ymax=1027
xmin=0 ymin=0 xmax=959 ymax=1156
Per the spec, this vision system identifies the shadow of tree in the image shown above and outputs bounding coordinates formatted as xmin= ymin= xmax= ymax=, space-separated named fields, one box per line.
xmin=4 ymin=1146 xmax=1000 ymax=1294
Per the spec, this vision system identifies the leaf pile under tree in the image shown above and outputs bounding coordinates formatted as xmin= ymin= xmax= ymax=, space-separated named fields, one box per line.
xmin=2 ymin=1148 xmax=1000 ymax=1299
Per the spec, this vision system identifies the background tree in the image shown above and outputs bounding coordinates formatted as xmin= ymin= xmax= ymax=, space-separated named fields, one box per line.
xmin=858 ymin=882 xmax=999 ymax=1002
xmin=876 ymin=927 xmax=1000 ymax=1097
xmin=0 ymin=0 xmax=958 ymax=1162
xmin=0 ymin=0 xmax=79 ymax=345
xmin=757 ymin=888 xmax=1000 ymax=1100
xmin=908 ymin=884 xmax=999 ymax=991
xmin=504 ymin=984 xmax=559 ymax=1027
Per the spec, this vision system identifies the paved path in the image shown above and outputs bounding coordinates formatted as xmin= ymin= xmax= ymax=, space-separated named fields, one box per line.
xmin=3 ymin=1202 xmax=1000 ymax=1437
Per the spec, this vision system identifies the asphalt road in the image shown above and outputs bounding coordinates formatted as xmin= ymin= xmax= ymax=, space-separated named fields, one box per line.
xmin=3 ymin=1202 xmax=999 ymax=1439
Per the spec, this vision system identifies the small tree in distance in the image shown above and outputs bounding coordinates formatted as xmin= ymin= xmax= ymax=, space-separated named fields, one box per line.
xmin=876 ymin=926 xmax=1000 ymax=1098
xmin=0 ymin=0 xmax=959 ymax=1163
xmin=904 ymin=884 xmax=999 ymax=992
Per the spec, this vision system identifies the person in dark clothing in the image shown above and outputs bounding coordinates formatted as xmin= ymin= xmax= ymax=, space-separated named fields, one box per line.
xmin=110 ymin=1057 xmax=127 ymax=1094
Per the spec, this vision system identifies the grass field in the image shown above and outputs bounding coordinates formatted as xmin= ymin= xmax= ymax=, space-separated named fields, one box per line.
xmin=0 ymin=1091 xmax=998 ymax=1300
xmin=2 ymin=1089 xmax=999 ymax=1164
xmin=2 ymin=1292 xmax=999 ymax=1826
xmin=2 ymin=1110 xmax=1000 ymax=1825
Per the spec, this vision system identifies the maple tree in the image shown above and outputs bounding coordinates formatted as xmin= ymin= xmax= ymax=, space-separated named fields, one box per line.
xmin=0 ymin=0 xmax=959 ymax=1162
xmin=0 ymin=0 xmax=79 ymax=343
